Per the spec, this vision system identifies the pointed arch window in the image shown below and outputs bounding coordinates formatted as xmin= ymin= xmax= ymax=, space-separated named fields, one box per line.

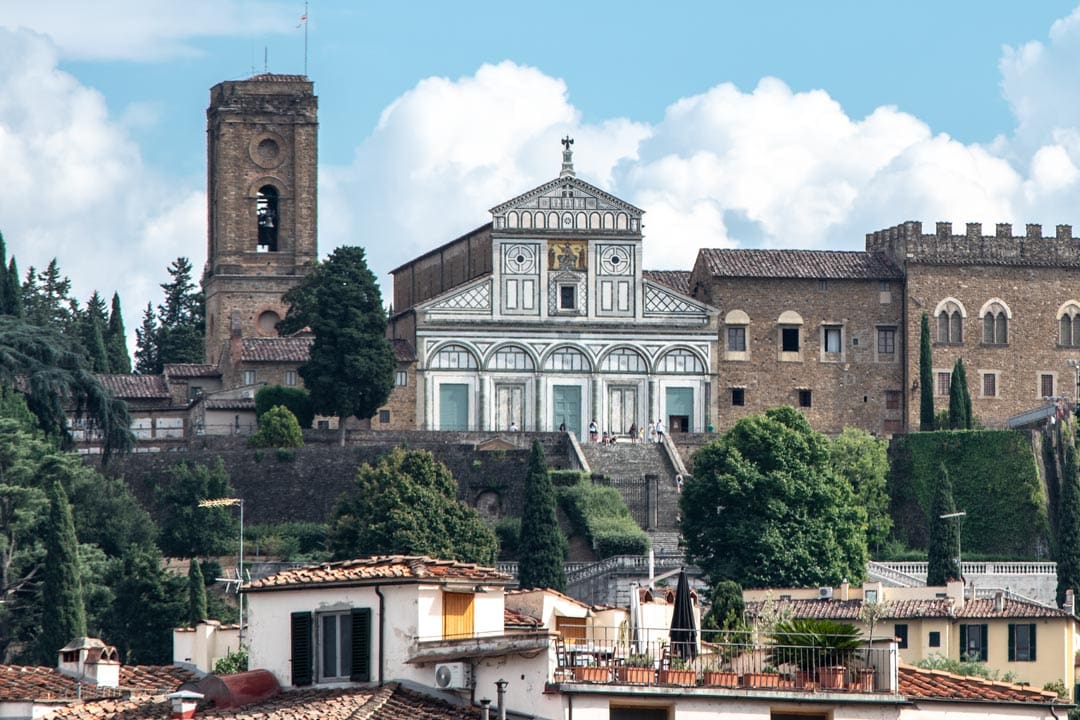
xmin=256 ymin=185 xmax=279 ymax=251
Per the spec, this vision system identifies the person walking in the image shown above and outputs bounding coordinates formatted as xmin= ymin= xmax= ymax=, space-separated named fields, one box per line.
xmin=655 ymin=418 xmax=666 ymax=443
xmin=628 ymin=421 xmax=638 ymax=443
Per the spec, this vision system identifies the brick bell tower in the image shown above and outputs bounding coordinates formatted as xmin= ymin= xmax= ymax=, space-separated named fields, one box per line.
xmin=203 ymin=74 xmax=318 ymax=364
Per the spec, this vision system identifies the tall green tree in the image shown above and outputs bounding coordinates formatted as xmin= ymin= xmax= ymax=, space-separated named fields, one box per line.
xmin=948 ymin=359 xmax=971 ymax=429
xmin=926 ymin=463 xmax=961 ymax=585
xmin=134 ymin=302 xmax=159 ymax=375
xmin=328 ymin=447 xmax=497 ymax=564
xmin=135 ymin=258 xmax=204 ymax=373
xmin=0 ymin=233 xmax=14 ymax=316
xmin=829 ymin=427 xmax=892 ymax=553
xmin=24 ymin=259 xmax=73 ymax=331
xmin=99 ymin=544 xmax=187 ymax=664
xmin=1057 ymin=439 xmax=1080 ymax=607
xmin=187 ymin=559 xmax=208 ymax=626
xmin=255 ymin=385 xmax=314 ymax=428
xmin=919 ymin=313 xmax=934 ymax=431
xmin=5 ymin=258 xmax=21 ymax=319
xmin=279 ymin=246 xmax=394 ymax=445
xmin=702 ymin=580 xmax=745 ymax=631
xmin=105 ymin=293 xmax=131 ymax=374
xmin=681 ymin=406 xmax=867 ymax=588
xmin=36 ymin=476 xmax=86 ymax=664
xmin=517 ymin=441 xmax=567 ymax=591
xmin=154 ymin=459 xmax=238 ymax=558
xmin=81 ymin=291 xmax=110 ymax=372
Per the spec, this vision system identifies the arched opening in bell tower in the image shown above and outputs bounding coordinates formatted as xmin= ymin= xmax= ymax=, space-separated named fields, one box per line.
xmin=256 ymin=185 xmax=279 ymax=251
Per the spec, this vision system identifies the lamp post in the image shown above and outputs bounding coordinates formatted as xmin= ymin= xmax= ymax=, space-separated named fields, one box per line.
xmin=1068 ymin=359 xmax=1080 ymax=405
xmin=939 ymin=511 xmax=966 ymax=583
xmin=198 ymin=497 xmax=245 ymax=643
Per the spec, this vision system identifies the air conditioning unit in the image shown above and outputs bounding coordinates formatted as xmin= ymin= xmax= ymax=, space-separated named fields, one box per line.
xmin=435 ymin=662 xmax=472 ymax=690
xmin=818 ymin=586 xmax=833 ymax=600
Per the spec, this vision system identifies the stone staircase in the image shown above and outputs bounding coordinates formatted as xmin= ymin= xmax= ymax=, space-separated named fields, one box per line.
xmin=579 ymin=442 xmax=683 ymax=532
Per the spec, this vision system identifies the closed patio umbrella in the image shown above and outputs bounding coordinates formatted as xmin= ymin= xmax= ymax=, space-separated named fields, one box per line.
xmin=669 ymin=569 xmax=697 ymax=661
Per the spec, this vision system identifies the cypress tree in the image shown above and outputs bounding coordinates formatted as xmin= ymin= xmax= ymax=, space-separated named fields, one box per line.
xmin=948 ymin=359 xmax=968 ymax=430
xmin=919 ymin=313 xmax=934 ymax=430
xmin=0 ymin=232 xmax=11 ymax=316
xmin=6 ymin=258 xmax=21 ymax=319
xmin=82 ymin=292 xmax=110 ymax=372
xmin=188 ymin=559 xmax=208 ymax=626
xmin=956 ymin=359 xmax=973 ymax=428
xmin=926 ymin=463 xmax=961 ymax=586
xmin=37 ymin=479 xmax=87 ymax=664
xmin=1057 ymin=439 xmax=1080 ymax=607
xmin=106 ymin=293 xmax=131 ymax=374
xmin=517 ymin=440 xmax=567 ymax=592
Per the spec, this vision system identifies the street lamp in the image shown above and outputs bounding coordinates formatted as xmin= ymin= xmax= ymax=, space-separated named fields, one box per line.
xmin=939 ymin=511 xmax=966 ymax=584
xmin=1068 ymin=359 xmax=1080 ymax=404
xmin=198 ymin=497 xmax=245 ymax=643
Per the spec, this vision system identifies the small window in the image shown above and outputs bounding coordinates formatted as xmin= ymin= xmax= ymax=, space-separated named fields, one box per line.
xmin=285 ymin=370 xmax=297 ymax=387
xmin=189 ymin=385 xmax=203 ymax=401
xmin=727 ymin=326 xmax=747 ymax=352
xmin=823 ymin=326 xmax=842 ymax=355
xmin=877 ymin=327 xmax=896 ymax=357
xmin=1008 ymin=623 xmax=1036 ymax=662
xmin=798 ymin=389 xmax=812 ymax=408
xmin=378 ymin=410 xmax=390 ymax=424
xmin=936 ymin=371 xmax=951 ymax=397
xmin=894 ymin=623 xmax=909 ymax=649
xmin=960 ymin=623 xmax=988 ymax=662
xmin=982 ymin=372 xmax=998 ymax=398
xmin=317 ymin=420 xmax=330 ymax=430
xmin=864 ymin=589 xmax=878 ymax=604
xmin=782 ymin=328 xmax=800 ymax=352
xmin=395 ymin=370 xmax=408 ymax=387
xmin=1040 ymin=373 xmax=1055 ymax=398
xmin=559 ymin=285 xmax=577 ymax=310
xmin=731 ymin=388 xmax=745 ymax=406
xmin=817 ymin=279 xmax=828 ymax=292
xmin=885 ymin=390 xmax=901 ymax=410
xmin=319 ymin=612 xmax=353 ymax=681
xmin=928 ymin=631 xmax=941 ymax=648
xmin=243 ymin=370 xmax=256 ymax=385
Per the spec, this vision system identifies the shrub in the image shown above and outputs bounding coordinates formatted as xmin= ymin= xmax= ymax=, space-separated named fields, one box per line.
xmin=213 ymin=646 xmax=249 ymax=675
xmin=246 ymin=522 xmax=329 ymax=561
xmin=557 ymin=480 xmax=649 ymax=558
xmin=249 ymin=406 xmax=304 ymax=449
xmin=495 ymin=518 xmax=521 ymax=558
xmin=254 ymin=386 xmax=315 ymax=428
xmin=550 ymin=470 xmax=589 ymax=487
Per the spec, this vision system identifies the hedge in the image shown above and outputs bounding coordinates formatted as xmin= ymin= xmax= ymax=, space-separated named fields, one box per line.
xmin=557 ymin=478 xmax=649 ymax=558
xmin=888 ymin=430 xmax=1049 ymax=557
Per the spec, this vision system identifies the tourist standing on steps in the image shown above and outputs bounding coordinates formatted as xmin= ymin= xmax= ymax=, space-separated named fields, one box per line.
xmin=509 ymin=421 xmax=518 ymax=432
xmin=628 ymin=421 xmax=638 ymax=443
xmin=655 ymin=418 xmax=665 ymax=443
xmin=588 ymin=419 xmax=598 ymax=443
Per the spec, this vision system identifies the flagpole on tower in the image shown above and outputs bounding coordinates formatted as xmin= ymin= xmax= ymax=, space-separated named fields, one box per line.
xmin=302 ymin=0 xmax=309 ymax=77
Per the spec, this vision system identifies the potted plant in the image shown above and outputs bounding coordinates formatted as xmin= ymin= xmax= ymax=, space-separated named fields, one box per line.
xmin=768 ymin=619 xmax=862 ymax=691
xmin=615 ymin=653 xmax=655 ymax=684
xmin=700 ymin=658 xmax=738 ymax=688
xmin=659 ymin=656 xmax=696 ymax=686
xmin=572 ymin=661 xmax=610 ymax=683
xmin=743 ymin=664 xmax=781 ymax=688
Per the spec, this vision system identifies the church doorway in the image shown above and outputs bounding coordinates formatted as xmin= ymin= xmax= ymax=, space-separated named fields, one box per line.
xmin=438 ymin=384 xmax=469 ymax=430
xmin=494 ymin=383 xmax=525 ymax=431
xmin=607 ymin=386 xmax=638 ymax=437
xmin=552 ymin=385 xmax=581 ymax=438
xmin=665 ymin=387 xmax=693 ymax=433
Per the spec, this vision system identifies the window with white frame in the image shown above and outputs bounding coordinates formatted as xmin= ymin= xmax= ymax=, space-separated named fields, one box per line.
xmin=980 ymin=300 xmax=1009 ymax=345
xmin=724 ymin=309 xmax=750 ymax=360
xmin=289 ymin=608 xmax=371 ymax=687
xmin=559 ymin=285 xmax=577 ymax=310
xmin=243 ymin=370 xmax=256 ymax=385
xmin=395 ymin=370 xmax=408 ymax=386
xmin=285 ymin=370 xmax=297 ymax=386
xmin=1008 ymin=623 xmax=1036 ymax=662
xmin=877 ymin=327 xmax=897 ymax=359
xmin=1040 ymin=373 xmax=1055 ymax=399
xmin=777 ymin=311 xmax=803 ymax=360
xmin=935 ymin=371 xmax=951 ymax=397
xmin=935 ymin=299 xmax=965 ymax=344
xmin=727 ymin=326 xmax=747 ymax=352
xmin=822 ymin=325 xmax=843 ymax=360
xmin=981 ymin=371 xmax=999 ymax=398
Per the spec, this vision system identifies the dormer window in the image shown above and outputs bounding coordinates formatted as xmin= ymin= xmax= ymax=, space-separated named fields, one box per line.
xmin=256 ymin=185 xmax=279 ymax=252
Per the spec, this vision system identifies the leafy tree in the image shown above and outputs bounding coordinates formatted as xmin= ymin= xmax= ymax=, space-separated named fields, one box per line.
xmin=155 ymin=459 xmax=238 ymax=558
xmin=919 ymin=313 xmax=934 ymax=431
xmin=65 ymin=465 xmax=157 ymax=558
xmin=948 ymin=359 xmax=973 ymax=429
xmin=279 ymin=246 xmax=394 ymax=445
xmin=829 ymin=428 xmax=892 ymax=553
xmin=214 ymin=646 xmax=249 ymax=674
xmin=188 ymin=559 xmax=208 ymax=626
xmin=255 ymin=385 xmax=314 ymax=428
xmin=328 ymin=448 xmax=497 ymax=564
xmin=98 ymin=544 xmax=186 ymax=664
xmin=702 ymin=580 xmax=745 ymax=631
xmin=1057 ymin=439 xmax=1080 ymax=607
xmin=36 ymin=476 xmax=86 ymax=664
xmin=681 ymin=406 xmax=867 ymax=588
xmin=249 ymin=405 xmax=304 ymax=448
xmin=926 ymin=463 xmax=961 ymax=585
xmin=106 ymin=293 xmax=131 ymax=374
xmin=517 ymin=441 xmax=567 ymax=591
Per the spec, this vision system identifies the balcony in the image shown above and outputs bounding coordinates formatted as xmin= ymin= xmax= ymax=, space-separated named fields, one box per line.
xmin=551 ymin=627 xmax=898 ymax=696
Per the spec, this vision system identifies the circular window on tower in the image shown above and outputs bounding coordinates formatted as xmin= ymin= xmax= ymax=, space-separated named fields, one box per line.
xmin=257 ymin=310 xmax=281 ymax=336
xmin=249 ymin=132 xmax=287 ymax=169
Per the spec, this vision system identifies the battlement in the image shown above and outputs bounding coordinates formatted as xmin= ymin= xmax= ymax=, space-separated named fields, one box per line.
xmin=866 ymin=221 xmax=1080 ymax=268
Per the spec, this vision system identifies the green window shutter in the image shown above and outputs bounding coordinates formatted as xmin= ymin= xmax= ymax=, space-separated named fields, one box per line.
xmin=351 ymin=607 xmax=372 ymax=682
xmin=1029 ymin=623 xmax=1037 ymax=661
xmin=959 ymin=625 xmax=967 ymax=659
xmin=1008 ymin=623 xmax=1016 ymax=661
xmin=291 ymin=611 xmax=313 ymax=686
xmin=980 ymin=624 xmax=988 ymax=661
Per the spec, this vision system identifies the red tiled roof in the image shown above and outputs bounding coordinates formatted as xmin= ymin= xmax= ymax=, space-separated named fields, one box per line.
xmin=746 ymin=596 xmax=1070 ymax=621
xmin=392 ymin=339 xmax=416 ymax=362
xmin=96 ymin=374 xmax=170 ymax=399
xmin=643 ymin=271 xmax=691 ymax=294
xmin=898 ymin=664 xmax=1061 ymax=703
xmin=241 ymin=337 xmax=313 ymax=363
xmin=698 ymin=249 xmax=904 ymax=280
xmin=0 ymin=664 xmax=195 ymax=703
xmin=248 ymin=73 xmax=309 ymax=83
xmin=204 ymin=398 xmax=256 ymax=410
xmin=244 ymin=555 xmax=512 ymax=592
xmin=503 ymin=608 xmax=542 ymax=629
xmin=164 ymin=364 xmax=221 ymax=378
xmin=43 ymin=681 xmax=485 ymax=720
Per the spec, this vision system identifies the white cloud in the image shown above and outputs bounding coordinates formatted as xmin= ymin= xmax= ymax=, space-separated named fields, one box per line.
xmin=0 ymin=29 xmax=205 ymax=346
xmin=0 ymin=1 xmax=298 ymax=62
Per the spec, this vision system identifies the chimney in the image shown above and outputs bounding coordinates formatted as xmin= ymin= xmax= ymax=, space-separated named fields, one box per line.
xmin=495 ymin=679 xmax=508 ymax=720
xmin=168 ymin=690 xmax=203 ymax=720
xmin=1065 ymin=589 xmax=1075 ymax=615
xmin=994 ymin=591 xmax=1005 ymax=613
xmin=840 ymin=579 xmax=850 ymax=601
xmin=57 ymin=637 xmax=119 ymax=688
xmin=480 ymin=698 xmax=492 ymax=720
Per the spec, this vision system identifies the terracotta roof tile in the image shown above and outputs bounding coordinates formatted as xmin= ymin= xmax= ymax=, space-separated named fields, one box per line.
xmin=746 ymin=596 xmax=1069 ymax=621
xmin=96 ymin=374 xmax=171 ymax=399
xmin=204 ymin=398 xmax=256 ymax=410
xmin=503 ymin=608 xmax=542 ymax=629
xmin=0 ymin=664 xmax=194 ymax=703
xmin=698 ymin=249 xmax=904 ymax=280
xmin=643 ymin=271 xmax=691 ymax=294
xmin=248 ymin=73 xmax=309 ymax=83
xmin=956 ymin=597 xmax=1071 ymax=618
xmin=164 ymin=364 xmax=222 ymax=378
xmin=898 ymin=664 xmax=1061 ymax=703
xmin=241 ymin=337 xmax=313 ymax=363
xmin=244 ymin=555 xmax=512 ymax=592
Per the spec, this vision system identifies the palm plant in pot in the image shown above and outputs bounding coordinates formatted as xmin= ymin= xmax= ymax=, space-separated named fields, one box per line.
xmin=768 ymin=619 xmax=861 ymax=690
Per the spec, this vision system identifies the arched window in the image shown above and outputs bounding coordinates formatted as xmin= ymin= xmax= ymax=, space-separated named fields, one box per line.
xmin=430 ymin=344 xmax=478 ymax=370
xmin=1059 ymin=302 xmax=1080 ymax=347
xmin=980 ymin=299 xmax=1010 ymax=345
xmin=256 ymin=185 xmax=279 ymax=251
xmin=934 ymin=299 xmax=966 ymax=344
xmin=489 ymin=345 xmax=534 ymax=371
xmin=543 ymin=347 xmax=591 ymax=372
xmin=657 ymin=348 xmax=705 ymax=374
xmin=600 ymin=347 xmax=648 ymax=373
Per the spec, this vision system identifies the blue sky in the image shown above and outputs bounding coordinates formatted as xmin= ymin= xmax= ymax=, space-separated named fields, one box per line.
xmin=3 ymin=1 xmax=1080 ymax=342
